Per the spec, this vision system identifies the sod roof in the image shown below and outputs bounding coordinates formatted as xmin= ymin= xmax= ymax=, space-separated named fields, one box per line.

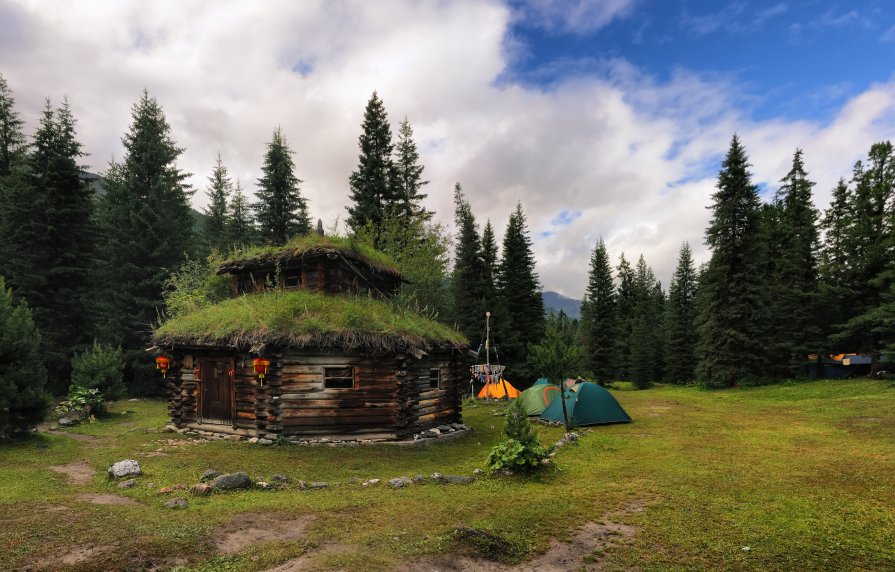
xmin=216 ymin=235 xmax=403 ymax=278
xmin=152 ymin=289 xmax=467 ymax=354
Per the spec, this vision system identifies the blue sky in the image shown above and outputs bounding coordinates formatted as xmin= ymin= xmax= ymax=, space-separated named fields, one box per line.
xmin=1 ymin=0 xmax=893 ymax=296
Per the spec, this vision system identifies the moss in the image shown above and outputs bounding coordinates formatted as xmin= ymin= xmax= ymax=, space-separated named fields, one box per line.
xmin=152 ymin=289 xmax=467 ymax=352
xmin=217 ymin=234 xmax=402 ymax=277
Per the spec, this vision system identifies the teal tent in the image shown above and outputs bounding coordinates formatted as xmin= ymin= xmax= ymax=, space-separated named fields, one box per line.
xmin=519 ymin=379 xmax=561 ymax=416
xmin=539 ymin=382 xmax=632 ymax=426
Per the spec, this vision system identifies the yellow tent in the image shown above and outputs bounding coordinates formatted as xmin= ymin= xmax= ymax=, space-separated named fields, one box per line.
xmin=477 ymin=378 xmax=521 ymax=399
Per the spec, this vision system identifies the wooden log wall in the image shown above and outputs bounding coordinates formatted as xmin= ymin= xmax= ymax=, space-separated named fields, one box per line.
xmin=396 ymin=349 xmax=464 ymax=437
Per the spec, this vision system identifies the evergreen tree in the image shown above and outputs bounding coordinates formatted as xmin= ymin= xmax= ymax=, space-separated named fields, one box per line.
xmin=697 ymin=135 xmax=767 ymax=388
xmin=254 ymin=127 xmax=310 ymax=245
xmin=0 ymin=74 xmax=25 ymax=177
xmin=579 ymin=238 xmax=616 ymax=384
xmin=630 ymin=255 xmax=661 ymax=389
xmin=226 ymin=180 xmax=256 ymax=247
xmin=664 ymin=242 xmax=699 ymax=384
xmin=94 ymin=91 xmax=195 ymax=394
xmin=393 ymin=118 xmax=430 ymax=224
xmin=481 ymin=220 xmax=499 ymax=315
xmin=1 ymin=98 xmax=94 ymax=393
xmin=202 ymin=154 xmax=232 ymax=252
xmin=346 ymin=92 xmax=400 ymax=246
xmin=0 ymin=277 xmax=48 ymax=438
xmin=451 ymin=183 xmax=485 ymax=341
xmin=528 ymin=310 xmax=587 ymax=388
xmin=613 ymin=253 xmax=635 ymax=381
xmin=495 ymin=203 xmax=545 ymax=380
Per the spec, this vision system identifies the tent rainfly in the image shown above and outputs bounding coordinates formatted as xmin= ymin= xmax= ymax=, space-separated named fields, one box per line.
xmin=540 ymin=381 xmax=632 ymax=426
xmin=519 ymin=378 xmax=561 ymax=415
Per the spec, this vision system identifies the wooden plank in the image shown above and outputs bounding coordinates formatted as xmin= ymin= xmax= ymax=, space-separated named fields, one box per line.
xmin=281 ymin=416 xmax=394 ymax=427
xmin=282 ymin=407 xmax=397 ymax=418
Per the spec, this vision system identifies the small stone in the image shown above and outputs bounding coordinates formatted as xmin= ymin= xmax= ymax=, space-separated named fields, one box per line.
xmin=117 ymin=479 xmax=137 ymax=489
xmin=200 ymin=469 xmax=222 ymax=482
xmin=319 ymin=438 xmax=330 ymax=443
xmin=226 ymin=435 xmax=242 ymax=441
xmin=421 ymin=430 xmax=438 ymax=438
xmin=256 ymin=481 xmax=271 ymax=490
xmin=128 ymin=398 xmax=139 ymax=402
xmin=257 ymin=438 xmax=273 ymax=446
xmin=308 ymin=481 xmax=328 ymax=489
xmin=210 ymin=472 xmax=252 ymax=490
xmin=444 ymin=475 xmax=474 ymax=485
xmin=431 ymin=472 xmax=444 ymax=481
xmin=473 ymin=468 xmax=484 ymax=476
xmin=388 ymin=477 xmax=413 ymax=489
xmin=247 ymin=437 xmax=259 ymax=444
xmin=412 ymin=475 xmax=426 ymax=484
xmin=742 ymin=546 xmax=751 ymax=552
xmin=108 ymin=460 xmax=141 ymax=478
xmin=296 ymin=480 xmax=308 ymax=489
xmin=429 ymin=428 xmax=442 ymax=436
xmin=165 ymin=497 xmax=188 ymax=509
xmin=190 ymin=483 xmax=212 ymax=496
xmin=271 ymin=474 xmax=290 ymax=484
xmin=450 ymin=423 xmax=466 ymax=431
xmin=541 ymin=457 xmax=553 ymax=466
xmin=362 ymin=478 xmax=381 ymax=487
xmin=176 ymin=428 xmax=188 ymax=435
xmin=164 ymin=424 xmax=177 ymax=433
xmin=58 ymin=415 xmax=80 ymax=427
xmin=437 ymin=425 xmax=452 ymax=433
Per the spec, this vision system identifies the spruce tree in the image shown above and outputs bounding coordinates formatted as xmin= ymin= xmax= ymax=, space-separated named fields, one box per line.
xmin=579 ymin=238 xmax=616 ymax=384
xmin=495 ymin=203 xmax=545 ymax=380
xmin=255 ymin=127 xmax=311 ymax=245
xmin=451 ymin=183 xmax=485 ymax=341
xmin=664 ymin=242 xmax=699 ymax=384
xmin=226 ymin=180 xmax=257 ymax=247
xmin=481 ymin=220 xmax=499 ymax=315
xmin=2 ymin=98 xmax=94 ymax=393
xmin=393 ymin=118 xmax=430 ymax=224
xmin=0 ymin=74 xmax=25 ymax=177
xmin=697 ymin=135 xmax=767 ymax=388
xmin=346 ymin=92 xmax=400 ymax=246
xmin=818 ymin=178 xmax=854 ymax=348
xmin=0 ymin=277 xmax=48 ymax=438
xmin=630 ymin=255 xmax=661 ymax=389
xmin=613 ymin=253 xmax=635 ymax=381
xmin=203 ymin=154 xmax=232 ymax=252
xmin=94 ymin=91 xmax=195 ymax=393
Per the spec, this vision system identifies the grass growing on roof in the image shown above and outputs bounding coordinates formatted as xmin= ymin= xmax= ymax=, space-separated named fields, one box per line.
xmin=218 ymin=234 xmax=401 ymax=276
xmin=153 ymin=288 xmax=467 ymax=351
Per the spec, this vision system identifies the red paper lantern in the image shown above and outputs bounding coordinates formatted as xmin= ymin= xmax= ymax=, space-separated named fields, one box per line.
xmin=155 ymin=356 xmax=170 ymax=378
xmin=253 ymin=357 xmax=270 ymax=379
xmin=193 ymin=366 xmax=201 ymax=381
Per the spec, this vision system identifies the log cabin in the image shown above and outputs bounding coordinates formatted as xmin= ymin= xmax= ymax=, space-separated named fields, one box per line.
xmin=151 ymin=235 xmax=468 ymax=442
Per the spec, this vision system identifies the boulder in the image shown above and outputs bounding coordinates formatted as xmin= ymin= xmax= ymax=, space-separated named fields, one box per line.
xmin=200 ymin=469 xmax=222 ymax=482
xmin=165 ymin=498 xmax=188 ymax=509
xmin=108 ymin=460 xmax=141 ymax=479
xmin=388 ymin=477 xmax=412 ymax=489
xmin=210 ymin=472 xmax=252 ymax=490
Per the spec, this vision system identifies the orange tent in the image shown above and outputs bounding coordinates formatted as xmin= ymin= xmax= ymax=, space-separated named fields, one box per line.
xmin=477 ymin=378 xmax=521 ymax=399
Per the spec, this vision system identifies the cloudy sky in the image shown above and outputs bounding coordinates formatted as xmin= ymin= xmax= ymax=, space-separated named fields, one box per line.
xmin=2 ymin=0 xmax=894 ymax=297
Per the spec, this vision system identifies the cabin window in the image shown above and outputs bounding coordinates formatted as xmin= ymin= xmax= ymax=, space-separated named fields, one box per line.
xmin=284 ymin=270 xmax=302 ymax=289
xmin=324 ymin=366 xmax=355 ymax=389
xmin=429 ymin=368 xmax=443 ymax=390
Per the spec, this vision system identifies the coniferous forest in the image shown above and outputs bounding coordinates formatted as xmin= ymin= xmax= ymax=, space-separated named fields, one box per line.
xmin=0 ymin=73 xmax=893 ymax=436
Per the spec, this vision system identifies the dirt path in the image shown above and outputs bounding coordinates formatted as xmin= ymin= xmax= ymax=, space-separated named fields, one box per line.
xmin=49 ymin=460 xmax=96 ymax=485
xmin=216 ymin=512 xmax=316 ymax=555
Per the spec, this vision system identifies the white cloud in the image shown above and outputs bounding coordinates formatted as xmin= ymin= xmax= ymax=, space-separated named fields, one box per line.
xmin=2 ymin=0 xmax=894 ymax=299
xmin=514 ymin=0 xmax=637 ymax=34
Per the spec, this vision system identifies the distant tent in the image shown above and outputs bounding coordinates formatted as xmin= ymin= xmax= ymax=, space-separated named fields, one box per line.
xmin=540 ymin=382 xmax=632 ymax=426
xmin=519 ymin=379 xmax=561 ymax=415
xmin=477 ymin=378 xmax=521 ymax=399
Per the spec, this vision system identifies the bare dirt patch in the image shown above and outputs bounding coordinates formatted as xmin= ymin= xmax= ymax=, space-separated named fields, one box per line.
xmin=49 ymin=460 xmax=95 ymax=485
xmin=216 ymin=512 xmax=316 ymax=555
xmin=77 ymin=493 xmax=139 ymax=506
xmin=401 ymin=498 xmax=647 ymax=572
xmin=26 ymin=544 xmax=117 ymax=571
xmin=263 ymin=544 xmax=352 ymax=572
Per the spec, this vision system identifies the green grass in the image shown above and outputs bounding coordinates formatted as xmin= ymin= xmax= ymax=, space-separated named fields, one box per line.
xmin=152 ymin=288 xmax=468 ymax=350
xmin=2 ymin=379 xmax=894 ymax=571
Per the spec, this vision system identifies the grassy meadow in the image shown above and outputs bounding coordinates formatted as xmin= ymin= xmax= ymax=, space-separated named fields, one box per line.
xmin=1 ymin=379 xmax=893 ymax=571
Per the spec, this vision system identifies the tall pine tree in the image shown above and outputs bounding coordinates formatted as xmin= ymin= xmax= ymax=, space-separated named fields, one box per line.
xmin=393 ymin=118 xmax=430 ymax=225
xmin=697 ymin=135 xmax=767 ymax=388
xmin=614 ymin=253 xmax=635 ymax=381
xmin=202 ymin=154 xmax=232 ymax=252
xmin=0 ymin=74 xmax=25 ymax=177
xmin=226 ymin=180 xmax=256 ymax=247
xmin=579 ymin=238 xmax=616 ymax=384
xmin=480 ymin=220 xmax=499 ymax=315
xmin=451 ymin=183 xmax=485 ymax=341
xmin=497 ymin=203 xmax=545 ymax=380
xmin=255 ymin=127 xmax=310 ymax=245
xmin=630 ymin=255 xmax=662 ymax=389
xmin=346 ymin=92 xmax=399 ymax=246
xmin=2 ymin=98 xmax=94 ymax=392
xmin=94 ymin=91 xmax=195 ymax=393
xmin=664 ymin=242 xmax=699 ymax=384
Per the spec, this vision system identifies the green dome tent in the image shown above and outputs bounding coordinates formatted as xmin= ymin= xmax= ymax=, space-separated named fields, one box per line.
xmin=519 ymin=378 xmax=561 ymax=416
xmin=539 ymin=382 xmax=632 ymax=426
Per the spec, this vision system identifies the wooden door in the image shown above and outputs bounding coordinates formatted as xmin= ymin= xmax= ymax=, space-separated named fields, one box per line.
xmin=200 ymin=358 xmax=234 ymax=424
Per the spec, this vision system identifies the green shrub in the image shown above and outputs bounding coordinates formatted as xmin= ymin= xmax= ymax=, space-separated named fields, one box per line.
xmin=0 ymin=277 xmax=49 ymax=439
xmin=486 ymin=399 xmax=547 ymax=474
xmin=71 ymin=341 xmax=126 ymax=400
xmin=56 ymin=385 xmax=107 ymax=420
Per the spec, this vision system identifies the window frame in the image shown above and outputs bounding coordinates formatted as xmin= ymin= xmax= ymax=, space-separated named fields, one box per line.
xmin=428 ymin=368 xmax=444 ymax=390
xmin=323 ymin=366 xmax=356 ymax=389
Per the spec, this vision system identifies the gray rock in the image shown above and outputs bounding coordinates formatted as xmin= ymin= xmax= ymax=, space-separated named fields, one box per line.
xmin=225 ymin=435 xmax=242 ymax=441
xmin=412 ymin=475 xmax=426 ymax=484
xmin=165 ymin=497 xmax=188 ymax=509
xmin=437 ymin=425 xmax=453 ymax=433
xmin=117 ymin=479 xmax=138 ymax=489
xmin=388 ymin=477 xmax=413 ymax=489
xmin=58 ymin=415 xmax=80 ymax=427
xmin=257 ymin=438 xmax=273 ymax=446
xmin=108 ymin=460 xmax=141 ymax=478
xmin=362 ymin=478 xmax=381 ymax=487
xmin=429 ymin=428 xmax=442 ymax=436
xmin=431 ymin=472 xmax=444 ymax=481
xmin=450 ymin=423 xmax=466 ymax=431
xmin=210 ymin=471 xmax=251 ymax=490
xmin=200 ymin=469 xmax=222 ymax=482
xmin=308 ymin=481 xmax=328 ymax=489
xmin=164 ymin=424 xmax=177 ymax=433
xmin=473 ymin=468 xmax=484 ymax=476
xmin=444 ymin=475 xmax=474 ymax=485
xmin=421 ymin=430 xmax=438 ymax=438
xmin=247 ymin=437 xmax=259 ymax=444
xmin=190 ymin=483 xmax=212 ymax=496
xmin=271 ymin=474 xmax=290 ymax=484
xmin=256 ymin=481 xmax=271 ymax=490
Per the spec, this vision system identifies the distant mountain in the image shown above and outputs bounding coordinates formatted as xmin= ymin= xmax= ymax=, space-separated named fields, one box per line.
xmin=542 ymin=290 xmax=582 ymax=319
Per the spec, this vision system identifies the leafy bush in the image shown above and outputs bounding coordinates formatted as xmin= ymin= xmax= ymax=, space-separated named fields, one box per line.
xmin=56 ymin=385 xmax=107 ymax=420
xmin=486 ymin=398 xmax=547 ymax=474
xmin=0 ymin=277 xmax=49 ymax=439
xmin=162 ymin=253 xmax=231 ymax=319
xmin=71 ymin=342 xmax=126 ymax=400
